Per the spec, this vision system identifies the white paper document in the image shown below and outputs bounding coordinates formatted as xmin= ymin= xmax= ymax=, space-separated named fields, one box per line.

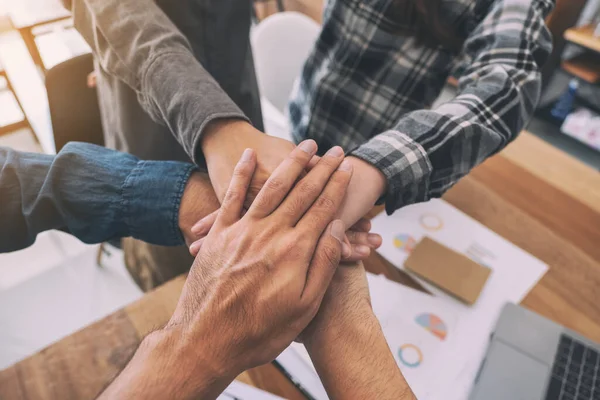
xmin=370 ymin=199 xmax=549 ymax=399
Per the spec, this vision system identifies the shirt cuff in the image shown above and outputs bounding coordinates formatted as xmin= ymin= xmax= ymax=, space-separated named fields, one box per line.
xmin=349 ymin=130 xmax=433 ymax=214
xmin=121 ymin=160 xmax=196 ymax=246
xmin=141 ymin=50 xmax=250 ymax=166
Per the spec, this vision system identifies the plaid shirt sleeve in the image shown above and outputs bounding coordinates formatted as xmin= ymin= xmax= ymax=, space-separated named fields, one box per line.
xmin=350 ymin=0 xmax=554 ymax=215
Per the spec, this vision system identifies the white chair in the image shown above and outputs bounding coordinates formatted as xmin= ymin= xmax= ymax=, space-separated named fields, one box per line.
xmin=251 ymin=12 xmax=321 ymax=114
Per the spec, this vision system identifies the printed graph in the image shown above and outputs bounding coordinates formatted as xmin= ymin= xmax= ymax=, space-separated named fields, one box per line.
xmin=397 ymin=344 xmax=423 ymax=368
xmin=415 ymin=313 xmax=448 ymax=341
xmin=393 ymin=234 xmax=417 ymax=252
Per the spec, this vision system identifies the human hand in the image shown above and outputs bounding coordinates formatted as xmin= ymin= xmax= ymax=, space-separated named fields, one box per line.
xmin=100 ymin=141 xmax=352 ymax=400
xmin=172 ymin=141 xmax=353 ymax=379
xmin=201 ymin=119 xmax=296 ymax=207
xmin=301 ymin=263 xmax=417 ymax=400
xmin=300 ymin=261 xmax=373 ymax=344
xmin=188 ymin=213 xmax=382 ymax=262
xmin=178 ymin=171 xmax=220 ymax=246
xmin=335 ymin=156 xmax=387 ymax=228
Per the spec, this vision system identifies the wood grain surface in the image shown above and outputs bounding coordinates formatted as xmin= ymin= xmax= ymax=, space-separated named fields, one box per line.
xmin=1 ymin=131 xmax=598 ymax=399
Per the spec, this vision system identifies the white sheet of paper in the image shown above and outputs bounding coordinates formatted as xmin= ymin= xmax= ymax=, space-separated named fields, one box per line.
xmin=217 ymin=380 xmax=285 ymax=400
xmin=370 ymin=198 xmax=548 ymax=399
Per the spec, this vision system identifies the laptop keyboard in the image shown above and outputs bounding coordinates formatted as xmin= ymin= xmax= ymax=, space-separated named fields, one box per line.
xmin=545 ymin=335 xmax=600 ymax=400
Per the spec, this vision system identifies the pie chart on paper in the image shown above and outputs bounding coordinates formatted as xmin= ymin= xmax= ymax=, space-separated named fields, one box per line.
xmin=415 ymin=313 xmax=448 ymax=340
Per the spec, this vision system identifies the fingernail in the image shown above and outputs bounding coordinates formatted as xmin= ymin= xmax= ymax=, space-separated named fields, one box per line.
xmin=191 ymin=220 xmax=207 ymax=235
xmin=367 ymin=233 xmax=382 ymax=247
xmin=343 ymin=243 xmax=352 ymax=258
xmin=356 ymin=245 xmax=370 ymax=256
xmin=330 ymin=220 xmax=345 ymax=243
xmin=298 ymin=140 xmax=317 ymax=154
xmin=241 ymin=148 xmax=253 ymax=162
xmin=338 ymin=159 xmax=352 ymax=172
xmin=191 ymin=215 xmax=211 ymax=235
xmin=191 ymin=223 xmax=203 ymax=235
xmin=326 ymin=146 xmax=344 ymax=157
xmin=189 ymin=242 xmax=201 ymax=255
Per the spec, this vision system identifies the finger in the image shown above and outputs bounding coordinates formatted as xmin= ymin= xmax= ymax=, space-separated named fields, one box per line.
xmin=306 ymin=155 xmax=320 ymax=170
xmin=341 ymin=235 xmax=352 ymax=259
xmin=345 ymin=231 xmax=382 ymax=249
xmin=295 ymin=157 xmax=352 ymax=236
xmin=276 ymin=146 xmax=345 ymax=226
xmin=351 ymin=218 xmax=371 ymax=233
xmin=216 ymin=149 xmax=256 ymax=227
xmin=343 ymin=243 xmax=371 ymax=262
xmin=191 ymin=209 xmax=219 ymax=237
xmin=302 ymin=220 xmax=344 ymax=302
xmin=189 ymin=238 xmax=205 ymax=256
xmin=246 ymin=140 xmax=317 ymax=219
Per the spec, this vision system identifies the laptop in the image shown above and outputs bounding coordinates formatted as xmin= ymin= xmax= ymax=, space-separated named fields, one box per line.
xmin=470 ymin=303 xmax=600 ymax=400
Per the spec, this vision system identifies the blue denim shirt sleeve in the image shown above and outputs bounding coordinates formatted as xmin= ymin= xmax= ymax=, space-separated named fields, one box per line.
xmin=0 ymin=142 xmax=195 ymax=253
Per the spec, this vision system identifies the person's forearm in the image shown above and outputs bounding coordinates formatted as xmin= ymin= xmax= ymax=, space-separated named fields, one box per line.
xmin=63 ymin=0 xmax=248 ymax=164
xmin=98 ymin=328 xmax=233 ymax=400
xmin=0 ymin=143 xmax=217 ymax=253
xmin=305 ymin=308 xmax=415 ymax=400
xmin=336 ymin=156 xmax=387 ymax=228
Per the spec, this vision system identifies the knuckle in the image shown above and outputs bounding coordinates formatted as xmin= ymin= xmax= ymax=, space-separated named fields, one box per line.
xmin=252 ymin=191 xmax=273 ymax=211
xmin=223 ymin=188 xmax=243 ymax=204
xmin=265 ymin=177 xmax=285 ymax=193
xmin=282 ymin=196 xmax=307 ymax=218
xmin=298 ymin=181 xmax=320 ymax=197
xmin=289 ymin=151 xmax=310 ymax=167
xmin=233 ymin=161 xmax=252 ymax=178
xmin=314 ymin=195 xmax=338 ymax=213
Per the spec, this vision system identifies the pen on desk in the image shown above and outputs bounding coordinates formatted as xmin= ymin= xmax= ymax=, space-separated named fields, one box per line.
xmin=271 ymin=360 xmax=317 ymax=400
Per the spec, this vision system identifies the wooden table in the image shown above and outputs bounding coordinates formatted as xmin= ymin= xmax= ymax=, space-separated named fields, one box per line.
xmin=1 ymin=131 xmax=599 ymax=399
xmin=565 ymin=24 xmax=600 ymax=54
xmin=6 ymin=0 xmax=71 ymax=74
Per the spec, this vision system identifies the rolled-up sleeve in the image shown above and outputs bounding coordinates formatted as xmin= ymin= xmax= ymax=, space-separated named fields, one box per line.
xmin=0 ymin=143 xmax=195 ymax=253
xmin=350 ymin=0 xmax=554 ymax=214
xmin=61 ymin=0 xmax=248 ymax=164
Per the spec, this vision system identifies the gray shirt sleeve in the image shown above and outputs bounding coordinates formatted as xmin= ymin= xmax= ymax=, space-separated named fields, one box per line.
xmin=61 ymin=0 xmax=249 ymax=164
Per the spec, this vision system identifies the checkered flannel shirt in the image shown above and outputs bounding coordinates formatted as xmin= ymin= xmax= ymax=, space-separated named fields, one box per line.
xmin=289 ymin=0 xmax=554 ymax=214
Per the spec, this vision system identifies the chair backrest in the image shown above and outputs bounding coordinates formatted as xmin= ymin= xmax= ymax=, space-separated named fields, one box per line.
xmin=251 ymin=12 xmax=321 ymax=113
xmin=46 ymin=53 xmax=104 ymax=152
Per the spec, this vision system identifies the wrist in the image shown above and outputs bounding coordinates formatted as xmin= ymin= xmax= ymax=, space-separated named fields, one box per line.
xmin=200 ymin=119 xmax=257 ymax=156
xmin=347 ymin=156 xmax=387 ymax=199
xmin=304 ymin=309 xmax=381 ymax=364
xmin=179 ymin=171 xmax=220 ymax=244
xmin=130 ymin=327 xmax=233 ymax=399
xmin=304 ymin=300 xmax=376 ymax=349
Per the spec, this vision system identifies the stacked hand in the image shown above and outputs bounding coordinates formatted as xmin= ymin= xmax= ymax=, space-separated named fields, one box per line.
xmin=100 ymin=142 xmax=354 ymax=399
xmin=195 ymin=119 xmax=386 ymax=259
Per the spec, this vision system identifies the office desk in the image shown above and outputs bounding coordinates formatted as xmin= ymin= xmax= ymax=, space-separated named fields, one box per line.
xmin=0 ymin=131 xmax=599 ymax=399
